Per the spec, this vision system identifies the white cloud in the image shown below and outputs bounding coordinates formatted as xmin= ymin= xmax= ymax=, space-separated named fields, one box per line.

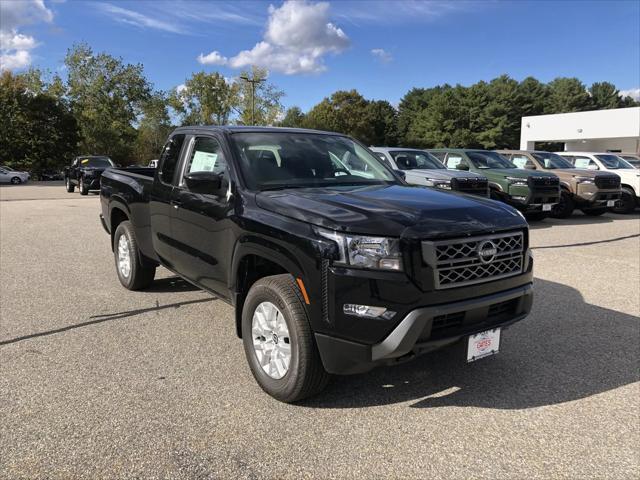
xmin=197 ymin=50 xmax=228 ymax=66
xmin=0 ymin=0 xmax=52 ymax=71
xmin=619 ymin=88 xmax=640 ymax=101
xmin=334 ymin=0 xmax=482 ymax=24
xmin=371 ymin=48 xmax=392 ymax=63
xmin=96 ymin=3 xmax=185 ymax=34
xmin=226 ymin=0 xmax=350 ymax=74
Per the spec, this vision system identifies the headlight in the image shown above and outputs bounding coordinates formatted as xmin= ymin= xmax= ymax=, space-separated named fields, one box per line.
xmin=506 ymin=176 xmax=528 ymax=186
xmin=425 ymin=178 xmax=452 ymax=189
xmin=574 ymin=176 xmax=594 ymax=184
xmin=317 ymin=229 xmax=403 ymax=271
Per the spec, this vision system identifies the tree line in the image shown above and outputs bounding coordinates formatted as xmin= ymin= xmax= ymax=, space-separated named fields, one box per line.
xmin=1 ymin=43 xmax=637 ymax=177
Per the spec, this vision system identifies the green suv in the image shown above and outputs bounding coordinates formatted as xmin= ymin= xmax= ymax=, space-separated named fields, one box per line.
xmin=427 ymin=149 xmax=560 ymax=219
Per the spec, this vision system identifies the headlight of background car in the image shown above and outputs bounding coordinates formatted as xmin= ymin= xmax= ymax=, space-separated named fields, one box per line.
xmin=317 ymin=229 xmax=403 ymax=271
xmin=506 ymin=176 xmax=528 ymax=186
xmin=574 ymin=176 xmax=594 ymax=184
xmin=425 ymin=178 xmax=451 ymax=189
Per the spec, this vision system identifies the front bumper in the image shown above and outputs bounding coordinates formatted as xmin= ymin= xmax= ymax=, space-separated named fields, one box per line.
xmin=507 ymin=185 xmax=560 ymax=211
xmin=315 ymin=283 xmax=533 ymax=375
xmin=575 ymin=184 xmax=620 ymax=206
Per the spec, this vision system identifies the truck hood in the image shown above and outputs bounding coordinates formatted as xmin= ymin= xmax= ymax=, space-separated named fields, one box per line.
xmin=478 ymin=168 xmax=556 ymax=178
xmin=256 ymin=184 xmax=526 ymax=239
xmin=403 ymin=169 xmax=486 ymax=181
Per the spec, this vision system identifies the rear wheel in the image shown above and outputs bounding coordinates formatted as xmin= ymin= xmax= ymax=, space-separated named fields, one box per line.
xmin=10 ymin=176 xmax=21 ymax=185
xmin=612 ymin=187 xmax=636 ymax=214
xmin=581 ymin=207 xmax=607 ymax=216
xmin=65 ymin=177 xmax=75 ymax=193
xmin=242 ymin=274 xmax=330 ymax=403
xmin=113 ymin=220 xmax=156 ymax=290
xmin=79 ymin=176 xmax=89 ymax=195
xmin=551 ymin=190 xmax=575 ymax=218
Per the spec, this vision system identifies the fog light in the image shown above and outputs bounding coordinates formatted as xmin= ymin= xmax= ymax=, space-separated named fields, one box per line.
xmin=343 ymin=304 xmax=396 ymax=319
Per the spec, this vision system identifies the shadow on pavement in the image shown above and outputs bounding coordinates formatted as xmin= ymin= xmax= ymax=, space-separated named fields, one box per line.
xmin=304 ymin=278 xmax=639 ymax=410
xmin=0 ymin=297 xmax=212 ymax=346
xmin=528 ymin=211 xmax=639 ymax=230
xmin=145 ymin=276 xmax=200 ymax=293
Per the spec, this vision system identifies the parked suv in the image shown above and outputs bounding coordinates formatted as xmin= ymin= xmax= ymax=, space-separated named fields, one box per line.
xmin=497 ymin=150 xmax=621 ymax=217
xmin=618 ymin=153 xmax=640 ymax=169
xmin=428 ymin=149 xmax=560 ymax=220
xmin=557 ymin=152 xmax=640 ymax=214
xmin=370 ymin=147 xmax=489 ymax=196
xmin=100 ymin=127 xmax=534 ymax=402
xmin=65 ymin=156 xmax=115 ymax=195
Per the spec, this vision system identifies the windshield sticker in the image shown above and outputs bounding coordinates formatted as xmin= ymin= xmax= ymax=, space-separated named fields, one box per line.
xmin=190 ymin=151 xmax=218 ymax=173
xmin=81 ymin=159 xmax=89 ymax=164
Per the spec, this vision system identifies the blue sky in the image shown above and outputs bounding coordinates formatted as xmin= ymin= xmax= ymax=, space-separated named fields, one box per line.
xmin=2 ymin=0 xmax=639 ymax=110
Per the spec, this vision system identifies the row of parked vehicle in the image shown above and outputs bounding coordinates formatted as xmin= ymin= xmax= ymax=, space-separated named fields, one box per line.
xmin=93 ymin=126 xmax=637 ymax=402
xmin=370 ymin=147 xmax=640 ymax=218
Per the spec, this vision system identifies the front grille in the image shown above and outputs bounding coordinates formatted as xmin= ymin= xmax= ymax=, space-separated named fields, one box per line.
xmin=528 ymin=176 xmax=559 ymax=188
xmin=594 ymin=175 xmax=621 ymax=189
xmin=422 ymin=231 xmax=524 ymax=289
xmin=451 ymin=177 xmax=488 ymax=196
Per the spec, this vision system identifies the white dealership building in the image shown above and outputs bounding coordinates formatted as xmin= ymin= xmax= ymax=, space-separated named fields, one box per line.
xmin=520 ymin=107 xmax=640 ymax=153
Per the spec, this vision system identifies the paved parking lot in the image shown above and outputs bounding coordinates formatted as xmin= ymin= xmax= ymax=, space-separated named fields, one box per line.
xmin=1 ymin=183 xmax=639 ymax=479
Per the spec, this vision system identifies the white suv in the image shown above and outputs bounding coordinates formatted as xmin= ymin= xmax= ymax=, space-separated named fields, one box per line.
xmin=557 ymin=152 xmax=639 ymax=213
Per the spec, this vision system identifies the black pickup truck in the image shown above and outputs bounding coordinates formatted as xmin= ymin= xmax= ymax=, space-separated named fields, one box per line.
xmin=65 ymin=155 xmax=115 ymax=195
xmin=100 ymin=126 xmax=534 ymax=402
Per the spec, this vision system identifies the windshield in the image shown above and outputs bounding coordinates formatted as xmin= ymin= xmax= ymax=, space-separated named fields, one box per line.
xmin=595 ymin=154 xmax=634 ymax=170
xmin=231 ymin=132 xmax=397 ymax=190
xmin=532 ymin=152 xmax=574 ymax=169
xmin=467 ymin=151 xmax=515 ymax=169
xmin=80 ymin=157 xmax=114 ymax=168
xmin=390 ymin=150 xmax=445 ymax=170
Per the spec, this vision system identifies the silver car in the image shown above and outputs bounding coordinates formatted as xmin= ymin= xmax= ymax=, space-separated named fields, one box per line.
xmin=0 ymin=166 xmax=30 ymax=184
xmin=370 ymin=147 xmax=489 ymax=197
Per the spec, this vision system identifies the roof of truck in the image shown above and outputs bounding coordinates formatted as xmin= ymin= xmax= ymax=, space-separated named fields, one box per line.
xmin=173 ymin=125 xmax=342 ymax=136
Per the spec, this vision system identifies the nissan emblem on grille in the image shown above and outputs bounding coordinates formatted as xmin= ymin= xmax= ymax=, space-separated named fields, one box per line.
xmin=477 ymin=240 xmax=497 ymax=264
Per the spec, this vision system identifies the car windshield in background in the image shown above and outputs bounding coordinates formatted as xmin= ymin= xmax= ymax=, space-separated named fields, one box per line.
xmin=231 ymin=132 xmax=397 ymax=190
xmin=390 ymin=151 xmax=445 ymax=170
xmin=81 ymin=157 xmax=114 ymax=168
xmin=595 ymin=154 xmax=634 ymax=169
xmin=532 ymin=152 xmax=574 ymax=169
xmin=467 ymin=151 xmax=515 ymax=169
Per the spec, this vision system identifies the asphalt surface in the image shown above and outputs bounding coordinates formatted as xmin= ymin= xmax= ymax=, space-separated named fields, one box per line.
xmin=1 ymin=183 xmax=639 ymax=479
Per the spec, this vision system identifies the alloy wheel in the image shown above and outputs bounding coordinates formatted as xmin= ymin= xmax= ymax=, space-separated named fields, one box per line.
xmin=117 ymin=234 xmax=131 ymax=278
xmin=251 ymin=301 xmax=291 ymax=379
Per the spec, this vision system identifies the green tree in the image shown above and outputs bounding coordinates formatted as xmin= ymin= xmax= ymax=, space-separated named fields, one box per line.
xmin=278 ymin=106 xmax=306 ymax=128
xmin=0 ymin=70 xmax=79 ymax=176
xmin=65 ymin=43 xmax=151 ymax=164
xmin=236 ymin=66 xmax=285 ymax=126
xmin=305 ymin=90 xmax=374 ymax=143
xmin=589 ymin=81 xmax=623 ymax=109
xmin=169 ymin=71 xmax=237 ymax=126
xmin=366 ymin=100 xmax=399 ymax=146
xmin=397 ymin=86 xmax=445 ymax=145
xmin=135 ymin=92 xmax=172 ymax=162
xmin=544 ymin=77 xmax=592 ymax=113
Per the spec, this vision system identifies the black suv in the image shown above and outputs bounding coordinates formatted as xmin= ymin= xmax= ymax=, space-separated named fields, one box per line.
xmin=100 ymin=127 xmax=534 ymax=402
xmin=65 ymin=155 xmax=115 ymax=195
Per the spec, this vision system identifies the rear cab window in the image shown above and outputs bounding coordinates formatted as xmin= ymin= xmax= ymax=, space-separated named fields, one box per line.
xmin=159 ymin=134 xmax=187 ymax=184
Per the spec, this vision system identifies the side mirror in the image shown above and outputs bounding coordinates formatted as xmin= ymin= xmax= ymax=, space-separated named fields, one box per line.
xmin=525 ymin=164 xmax=536 ymax=170
xmin=456 ymin=163 xmax=469 ymax=171
xmin=184 ymin=171 xmax=226 ymax=195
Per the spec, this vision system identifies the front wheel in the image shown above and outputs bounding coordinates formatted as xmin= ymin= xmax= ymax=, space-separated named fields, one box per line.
xmin=242 ymin=274 xmax=330 ymax=403
xmin=113 ymin=220 xmax=156 ymax=290
xmin=612 ymin=187 xmax=636 ymax=214
xmin=65 ymin=177 xmax=75 ymax=192
xmin=79 ymin=177 xmax=89 ymax=195
xmin=552 ymin=190 xmax=575 ymax=218
xmin=10 ymin=176 xmax=21 ymax=185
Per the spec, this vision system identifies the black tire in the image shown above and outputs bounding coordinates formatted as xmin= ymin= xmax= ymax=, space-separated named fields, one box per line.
xmin=581 ymin=207 xmax=607 ymax=216
xmin=79 ymin=176 xmax=89 ymax=195
xmin=551 ymin=190 xmax=575 ymax=218
xmin=113 ymin=220 xmax=156 ymax=290
xmin=612 ymin=187 xmax=636 ymax=214
xmin=525 ymin=212 xmax=547 ymax=222
xmin=242 ymin=274 xmax=330 ymax=403
xmin=10 ymin=176 xmax=21 ymax=185
xmin=65 ymin=177 xmax=75 ymax=193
